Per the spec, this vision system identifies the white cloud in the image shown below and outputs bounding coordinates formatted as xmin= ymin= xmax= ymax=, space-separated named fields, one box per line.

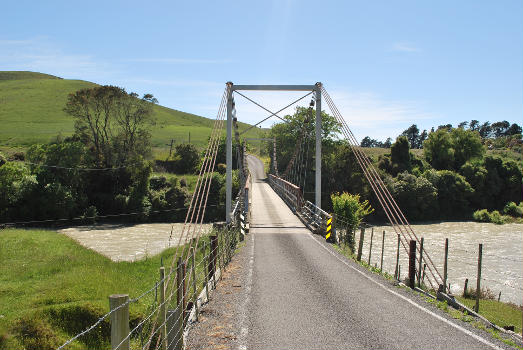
xmin=0 ymin=37 xmax=114 ymax=80
xmin=319 ymin=88 xmax=436 ymax=141
xmin=391 ymin=42 xmax=420 ymax=53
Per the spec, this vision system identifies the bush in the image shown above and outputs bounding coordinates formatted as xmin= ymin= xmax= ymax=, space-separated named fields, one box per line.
xmin=504 ymin=201 xmax=523 ymax=217
xmin=473 ymin=209 xmax=506 ymax=224
xmin=331 ymin=192 xmax=374 ymax=251
xmin=473 ymin=209 xmax=490 ymax=222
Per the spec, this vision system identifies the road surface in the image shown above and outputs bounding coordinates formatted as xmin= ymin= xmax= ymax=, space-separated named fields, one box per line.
xmin=241 ymin=154 xmax=504 ymax=350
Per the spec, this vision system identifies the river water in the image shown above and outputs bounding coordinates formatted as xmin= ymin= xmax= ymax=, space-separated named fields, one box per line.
xmin=59 ymin=223 xmax=211 ymax=262
xmin=353 ymin=222 xmax=523 ymax=306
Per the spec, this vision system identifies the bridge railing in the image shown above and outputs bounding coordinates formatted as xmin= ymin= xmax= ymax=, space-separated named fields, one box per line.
xmin=267 ymin=174 xmax=303 ymax=213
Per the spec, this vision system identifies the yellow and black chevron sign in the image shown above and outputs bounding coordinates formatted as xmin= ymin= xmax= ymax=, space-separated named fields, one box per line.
xmin=325 ymin=216 xmax=332 ymax=240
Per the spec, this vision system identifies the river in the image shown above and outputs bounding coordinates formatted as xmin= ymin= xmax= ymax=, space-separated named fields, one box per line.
xmin=353 ymin=221 xmax=523 ymax=306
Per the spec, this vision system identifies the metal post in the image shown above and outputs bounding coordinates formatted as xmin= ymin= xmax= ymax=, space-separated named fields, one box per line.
xmin=174 ymin=259 xmax=184 ymax=350
xmin=418 ymin=237 xmax=424 ymax=287
xmin=314 ymin=83 xmax=322 ymax=209
xmin=109 ymin=294 xmax=130 ymax=350
xmin=475 ymin=244 xmax=483 ymax=312
xmin=226 ymin=82 xmax=233 ymax=223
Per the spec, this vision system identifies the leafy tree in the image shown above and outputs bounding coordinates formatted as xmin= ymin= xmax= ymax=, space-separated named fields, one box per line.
xmin=423 ymin=169 xmax=474 ymax=219
xmin=507 ymin=123 xmax=522 ymax=136
xmin=401 ymin=124 xmax=420 ymax=148
xmin=360 ymin=136 xmax=374 ymax=147
xmin=458 ymin=121 xmax=468 ymax=129
xmin=469 ymin=120 xmax=480 ymax=131
xmin=172 ymin=143 xmax=200 ymax=173
xmin=383 ymin=137 xmax=392 ymax=148
xmin=386 ymin=172 xmax=438 ymax=221
xmin=450 ymin=128 xmax=484 ymax=169
xmin=478 ymin=122 xmax=491 ymax=138
xmin=390 ymin=136 xmax=411 ymax=175
xmin=491 ymin=120 xmax=510 ymax=138
xmin=64 ymin=85 xmax=157 ymax=167
xmin=0 ymin=162 xmax=37 ymax=221
xmin=423 ymin=129 xmax=454 ymax=170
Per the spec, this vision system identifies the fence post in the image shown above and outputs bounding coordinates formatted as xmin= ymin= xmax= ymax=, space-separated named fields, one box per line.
xmin=422 ymin=264 xmax=426 ymax=283
xmin=475 ymin=243 xmax=483 ymax=313
xmin=203 ymin=241 xmax=209 ymax=302
xmin=368 ymin=228 xmax=374 ymax=265
xmin=109 ymin=294 xmax=130 ymax=350
xmin=409 ymin=240 xmax=416 ymax=289
xmin=418 ymin=237 xmax=424 ymax=287
xmin=158 ymin=267 xmax=167 ymax=350
xmin=191 ymin=247 xmax=198 ymax=321
xmin=357 ymin=227 xmax=365 ymax=261
xmin=443 ymin=238 xmax=448 ymax=293
xmin=463 ymin=278 xmax=469 ymax=297
xmin=210 ymin=234 xmax=218 ymax=289
xmin=174 ymin=258 xmax=184 ymax=350
xmin=394 ymin=233 xmax=400 ymax=280
xmin=380 ymin=230 xmax=385 ymax=272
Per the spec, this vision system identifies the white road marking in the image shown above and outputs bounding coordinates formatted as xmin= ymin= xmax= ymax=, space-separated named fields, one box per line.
xmin=306 ymin=233 xmax=504 ymax=350
xmin=237 ymin=234 xmax=255 ymax=350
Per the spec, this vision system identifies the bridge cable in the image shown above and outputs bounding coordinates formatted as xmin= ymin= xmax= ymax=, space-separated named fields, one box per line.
xmin=321 ymin=86 xmax=444 ymax=290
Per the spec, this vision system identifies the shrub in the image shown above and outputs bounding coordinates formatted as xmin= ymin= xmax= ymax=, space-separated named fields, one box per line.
xmin=503 ymin=201 xmax=523 ymax=217
xmin=489 ymin=210 xmax=505 ymax=224
xmin=473 ymin=209 xmax=490 ymax=222
xmin=331 ymin=192 xmax=374 ymax=251
xmin=216 ymin=163 xmax=226 ymax=175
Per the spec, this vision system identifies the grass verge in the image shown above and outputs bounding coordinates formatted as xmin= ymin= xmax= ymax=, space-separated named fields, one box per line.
xmin=0 ymin=227 xmax=237 ymax=349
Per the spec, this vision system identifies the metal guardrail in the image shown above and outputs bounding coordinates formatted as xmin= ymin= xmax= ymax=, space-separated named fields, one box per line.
xmin=268 ymin=174 xmax=332 ymax=238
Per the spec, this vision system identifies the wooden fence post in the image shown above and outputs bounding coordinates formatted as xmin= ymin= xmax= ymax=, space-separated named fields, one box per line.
xmin=368 ymin=228 xmax=374 ymax=265
xmin=409 ymin=240 xmax=416 ymax=289
xmin=210 ymin=234 xmax=218 ymax=289
xmin=159 ymin=267 xmax=167 ymax=350
xmin=203 ymin=241 xmax=209 ymax=302
xmin=191 ymin=247 xmax=198 ymax=321
xmin=418 ymin=237 xmax=424 ymax=287
xmin=394 ymin=234 xmax=400 ymax=280
xmin=475 ymin=243 xmax=483 ymax=313
xmin=422 ymin=264 xmax=426 ymax=283
xmin=443 ymin=238 xmax=448 ymax=292
xmin=380 ymin=230 xmax=385 ymax=272
xmin=109 ymin=294 xmax=130 ymax=350
xmin=174 ymin=258 xmax=184 ymax=350
xmin=357 ymin=227 xmax=365 ymax=261
xmin=463 ymin=278 xmax=469 ymax=297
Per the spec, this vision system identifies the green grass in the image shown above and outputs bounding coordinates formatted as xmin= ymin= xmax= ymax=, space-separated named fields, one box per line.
xmin=0 ymin=71 xmax=264 ymax=151
xmin=456 ymin=296 xmax=522 ymax=334
xmin=0 ymin=228 xmax=224 ymax=349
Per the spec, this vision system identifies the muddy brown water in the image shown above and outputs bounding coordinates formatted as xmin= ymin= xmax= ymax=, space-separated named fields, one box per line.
xmin=353 ymin=221 xmax=522 ymax=306
xmin=59 ymin=223 xmax=211 ymax=262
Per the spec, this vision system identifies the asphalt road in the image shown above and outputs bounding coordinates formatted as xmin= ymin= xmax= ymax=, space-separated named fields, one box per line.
xmin=242 ymin=154 xmax=504 ymax=350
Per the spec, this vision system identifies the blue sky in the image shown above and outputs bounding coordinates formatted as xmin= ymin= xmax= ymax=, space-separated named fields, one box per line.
xmin=1 ymin=0 xmax=522 ymax=141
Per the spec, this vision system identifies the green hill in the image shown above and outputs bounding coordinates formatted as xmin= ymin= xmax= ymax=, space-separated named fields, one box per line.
xmin=0 ymin=71 xmax=263 ymax=152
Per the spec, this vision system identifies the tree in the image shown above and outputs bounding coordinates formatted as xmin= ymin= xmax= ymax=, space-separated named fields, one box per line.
xmin=64 ymin=85 xmax=157 ymax=167
xmin=450 ymin=128 xmax=484 ymax=169
xmin=469 ymin=120 xmax=480 ymax=131
xmin=507 ymin=123 xmax=522 ymax=136
xmin=478 ymin=122 xmax=491 ymax=138
xmin=458 ymin=121 xmax=468 ymax=129
xmin=423 ymin=129 xmax=454 ymax=170
xmin=390 ymin=136 xmax=411 ymax=175
xmin=360 ymin=136 xmax=374 ymax=147
xmin=387 ymin=172 xmax=438 ymax=221
xmin=172 ymin=143 xmax=200 ymax=173
xmin=491 ymin=120 xmax=510 ymax=138
xmin=401 ymin=124 xmax=420 ymax=148
xmin=383 ymin=137 xmax=392 ymax=148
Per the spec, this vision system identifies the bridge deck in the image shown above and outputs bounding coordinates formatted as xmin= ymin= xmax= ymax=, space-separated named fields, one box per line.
xmin=243 ymin=154 xmax=499 ymax=349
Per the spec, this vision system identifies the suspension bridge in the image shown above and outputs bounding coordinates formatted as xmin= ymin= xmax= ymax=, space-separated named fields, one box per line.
xmin=56 ymin=83 xmax=505 ymax=350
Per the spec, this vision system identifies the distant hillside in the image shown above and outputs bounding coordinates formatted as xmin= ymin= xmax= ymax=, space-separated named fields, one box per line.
xmin=0 ymin=71 xmax=262 ymax=150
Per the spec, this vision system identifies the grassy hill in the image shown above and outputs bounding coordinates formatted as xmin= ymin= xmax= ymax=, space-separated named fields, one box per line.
xmin=0 ymin=71 xmax=263 ymax=153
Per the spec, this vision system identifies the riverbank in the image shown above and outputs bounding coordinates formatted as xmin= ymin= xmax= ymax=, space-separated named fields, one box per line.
xmin=356 ymin=221 xmax=523 ymax=306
